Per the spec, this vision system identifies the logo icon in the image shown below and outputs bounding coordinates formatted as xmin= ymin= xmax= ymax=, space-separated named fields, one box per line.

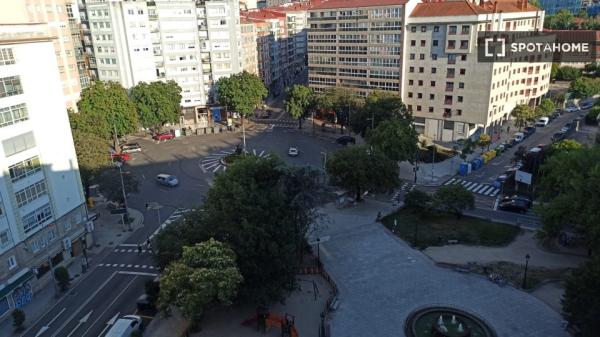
xmin=484 ymin=37 xmax=506 ymax=58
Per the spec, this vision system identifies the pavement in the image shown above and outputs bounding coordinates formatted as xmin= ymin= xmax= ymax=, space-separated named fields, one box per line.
xmin=317 ymin=199 xmax=569 ymax=337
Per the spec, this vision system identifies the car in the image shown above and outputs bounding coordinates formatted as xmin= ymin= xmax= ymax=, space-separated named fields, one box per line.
xmin=496 ymin=144 xmax=506 ymax=152
xmin=136 ymin=294 xmax=156 ymax=312
xmin=287 ymin=147 xmax=299 ymax=157
xmin=573 ymin=114 xmax=584 ymax=122
xmin=550 ymin=111 xmax=561 ymax=120
xmin=504 ymin=139 xmax=516 ymax=148
xmin=336 ymin=136 xmax=356 ymax=146
xmin=120 ymin=143 xmax=141 ymax=153
xmin=110 ymin=151 xmax=131 ymax=162
xmin=523 ymin=126 xmax=536 ymax=137
xmin=513 ymin=132 xmax=525 ymax=142
xmin=153 ymin=132 xmax=174 ymax=141
xmin=105 ymin=315 xmax=142 ymax=337
xmin=565 ymin=105 xmax=580 ymax=112
xmin=580 ymin=102 xmax=593 ymax=110
xmin=155 ymin=174 xmax=179 ymax=187
xmin=498 ymin=199 xmax=529 ymax=213
xmin=502 ymin=194 xmax=532 ymax=208
xmin=551 ymin=132 xmax=565 ymax=142
xmin=535 ymin=117 xmax=549 ymax=127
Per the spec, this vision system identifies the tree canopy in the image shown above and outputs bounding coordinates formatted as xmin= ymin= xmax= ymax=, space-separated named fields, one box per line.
xmin=366 ymin=117 xmax=418 ymax=162
xmin=216 ymin=71 xmax=268 ymax=117
xmin=326 ymin=145 xmax=399 ymax=201
xmin=96 ymin=168 xmax=138 ymax=204
xmin=537 ymin=98 xmax=556 ymax=117
xmin=433 ymin=184 xmax=474 ymax=218
xmin=77 ymin=81 xmax=138 ymax=138
xmin=158 ymin=239 xmax=243 ymax=322
xmin=544 ymin=9 xmax=576 ymax=30
xmin=284 ymin=85 xmax=313 ymax=129
xmin=562 ymin=257 xmax=600 ymax=337
xmin=569 ymin=77 xmax=600 ymax=99
xmin=511 ymin=104 xmax=535 ymax=130
xmin=556 ymin=66 xmax=582 ymax=81
xmin=317 ymin=87 xmax=362 ymax=133
xmin=69 ymin=112 xmax=110 ymax=188
xmin=351 ymin=91 xmax=410 ymax=137
xmin=130 ymin=81 xmax=182 ymax=130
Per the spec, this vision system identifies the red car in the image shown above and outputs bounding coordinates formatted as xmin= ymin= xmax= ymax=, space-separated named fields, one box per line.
xmin=110 ymin=152 xmax=131 ymax=161
xmin=153 ymin=132 xmax=174 ymax=141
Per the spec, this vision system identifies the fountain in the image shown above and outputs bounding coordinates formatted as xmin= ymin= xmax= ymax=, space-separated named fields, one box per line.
xmin=404 ymin=306 xmax=498 ymax=337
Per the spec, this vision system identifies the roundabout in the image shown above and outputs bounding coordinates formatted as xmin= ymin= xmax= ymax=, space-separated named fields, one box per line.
xmin=200 ymin=148 xmax=270 ymax=174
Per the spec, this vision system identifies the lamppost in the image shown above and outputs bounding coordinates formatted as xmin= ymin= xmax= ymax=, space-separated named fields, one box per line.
xmin=316 ymin=237 xmax=321 ymax=268
xmin=522 ymin=253 xmax=530 ymax=288
xmin=430 ymin=138 xmax=436 ymax=183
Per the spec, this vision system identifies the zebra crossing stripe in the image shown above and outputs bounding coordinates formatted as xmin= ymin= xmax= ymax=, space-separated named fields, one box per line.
xmin=134 ymin=265 xmax=140 ymax=268
xmin=490 ymin=190 xmax=499 ymax=197
xmin=444 ymin=178 xmax=456 ymax=186
xmin=481 ymin=186 xmax=493 ymax=195
xmin=120 ymin=264 xmax=125 ymax=267
xmin=467 ymin=183 xmax=479 ymax=191
xmin=149 ymin=266 xmax=155 ymax=269
xmin=460 ymin=180 xmax=469 ymax=186
xmin=98 ymin=263 xmax=104 ymax=267
xmin=127 ymin=264 xmax=132 ymax=268
xmin=463 ymin=181 xmax=475 ymax=189
xmin=212 ymin=165 xmax=221 ymax=173
xmin=112 ymin=264 xmax=118 ymax=267
xmin=472 ymin=185 xmax=484 ymax=193
xmin=141 ymin=265 xmax=147 ymax=269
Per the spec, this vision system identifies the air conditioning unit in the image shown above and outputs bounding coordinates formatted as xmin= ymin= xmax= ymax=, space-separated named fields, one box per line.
xmin=62 ymin=238 xmax=72 ymax=251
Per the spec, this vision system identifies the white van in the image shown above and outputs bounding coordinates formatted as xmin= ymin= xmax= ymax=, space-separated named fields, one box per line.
xmin=535 ymin=117 xmax=549 ymax=127
xmin=513 ymin=132 xmax=525 ymax=142
xmin=105 ymin=315 xmax=141 ymax=337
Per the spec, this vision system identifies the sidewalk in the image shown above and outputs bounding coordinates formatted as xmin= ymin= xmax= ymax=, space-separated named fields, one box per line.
xmin=0 ymin=205 xmax=144 ymax=336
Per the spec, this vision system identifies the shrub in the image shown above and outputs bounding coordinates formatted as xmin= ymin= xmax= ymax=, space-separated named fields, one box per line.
xmin=54 ymin=266 xmax=70 ymax=291
xmin=12 ymin=309 xmax=25 ymax=331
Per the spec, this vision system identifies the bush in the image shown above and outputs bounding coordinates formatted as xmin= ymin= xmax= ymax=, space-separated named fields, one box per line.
xmin=563 ymin=257 xmax=600 ymax=337
xmin=433 ymin=184 xmax=475 ymax=218
xmin=585 ymin=106 xmax=600 ymax=125
xmin=12 ymin=309 xmax=25 ymax=331
xmin=54 ymin=266 xmax=70 ymax=291
xmin=404 ymin=189 xmax=432 ymax=211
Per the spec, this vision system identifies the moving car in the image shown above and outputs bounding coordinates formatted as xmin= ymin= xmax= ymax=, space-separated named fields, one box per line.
xmin=153 ymin=132 xmax=174 ymax=141
xmin=136 ymin=293 xmax=156 ymax=312
xmin=497 ymin=199 xmax=529 ymax=214
xmin=336 ymin=135 xmax=356 ymax=146
xmin=535 ymin=117 xmax=549 ymax=127
xmin=502 ymin=195 xmax=532 ymax=208
xmin=156 ymin=174 xmax=179 ymax=187
xmin=504 ymin=138 xmax=516 ymax=148
xmin=551 ymin=132 xmax=565 ymax=142
xmin=523 ymin=126 xmax=536 ymax=137
xmin=120 ymin=143 xmax=142 ymax=153
xmin=580 ymin=102 xmax=593 ymax=110
xmin=287 ymin=147 xmax=299 ymax=157
xmin=550 ymin=111 xmax=561 ymax=121
xmin=105 ymin=315 xmax=142 ymax=337
xmin=513 ymin=132 xmax=525 ymax=143
xmin=110 ymin=151 xmax=131 ymax=162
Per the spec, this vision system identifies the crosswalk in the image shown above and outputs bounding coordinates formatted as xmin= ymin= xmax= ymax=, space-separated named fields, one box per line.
xmin=148 ymin=208 xmax=192 ymax=241
xmin=391 ymin=182 xmax=414 ymax=204
xmin=98 ymin=263 xmax=158 ymax=270
xmin=443 ymin=178 xmax=500 ymax=197
xmin=113 ymin=248 xmax=152 ymax=254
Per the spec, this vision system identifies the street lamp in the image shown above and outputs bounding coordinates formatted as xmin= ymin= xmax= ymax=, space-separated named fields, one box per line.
xmin=522 ymin=253 xmax=531 ymax=288
xmin=316 ymin=237 xmax=321 ymax=269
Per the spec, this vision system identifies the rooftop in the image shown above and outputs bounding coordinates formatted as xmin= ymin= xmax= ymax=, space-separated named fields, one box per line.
xmin=241 ymin=8 xmax=287 ymax=20
xmin=411 ymin=0 xmax=541 ymax=17
xmin=309 ymin=0 xmax=408 ymax=10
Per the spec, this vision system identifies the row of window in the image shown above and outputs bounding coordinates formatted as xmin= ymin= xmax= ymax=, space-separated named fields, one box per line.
xmin=408 ymin=104 xmax=463 ymax=117
xmin=0 ymin=48 xmax=16 ymax=66
xmin=15 ymin=180 xmax=47 ymax=208
xmin=408 ymin=67 xmax=467 ymax=77
xmin=91 ymin=21 xmax=111 ymax=29
xmin=0 ymin=76 xmax=23 ymax=98
xmin=407 ymin=79 xmax=466 ymax=89
xmin=8 ymin=156 xmax=41 ymax=183
xmin=409 ymin=25 xmax=470 ymax=34
xmin=22 ymin=203 xmax=53 ymax=234
xmin=94 ymin=34 xmax=113 ymax=41
xmin=29 ymin=227 xmax=57 ymax=253
xmin=2 ymin=131 xmax=36 ymax=157
xmin=0 ymin=103 xmax=28 ymax=129
xmin=408 ymin=53 xmax=468 ymax=63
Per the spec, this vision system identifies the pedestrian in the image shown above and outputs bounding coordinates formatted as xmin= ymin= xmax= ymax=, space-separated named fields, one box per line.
xmin=507 ymin=126 xmax=511 ymax=134
xmin=137 ymin=244 xmax=142 ymax=254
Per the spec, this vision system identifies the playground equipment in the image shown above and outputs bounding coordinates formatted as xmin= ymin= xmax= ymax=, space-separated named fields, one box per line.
xmin=242 ymin=308 xmax=299 ymax=337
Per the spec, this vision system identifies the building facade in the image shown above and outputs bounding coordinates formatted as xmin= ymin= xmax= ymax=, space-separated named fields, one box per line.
xmin=241 ymin=20 xmax=260 ymax=75
xmin=0 ymin=23 xmax=89 ymax=318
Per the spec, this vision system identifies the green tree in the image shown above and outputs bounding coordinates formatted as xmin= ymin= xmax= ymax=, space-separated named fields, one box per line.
xmin=562 ymin=257 xmax=600 ymax=337
xmin=284 ymin=84 xmax=313 ymax=129
xmin=537 ymin=98 xmax=556 ymax=117
xmin=130 ymin=81 xmax=182 ymax=131
xmin=547 ymin=9 xmax=576 ymax=30
xmin=404 ymin=189 xmax=432 ymax=212
xmin=570 ymin=77 xmax=600 ymax=98
xmin=477 ymin=134 xmax=491 ymax=152
xmin=550 ymin=139 xmax=583 ymax=155
xmin=96 ymin=168 xmax=139 ymax=204
xmin=77 ymin=81 xmax=138 ymax=142
xmin=556 ymin=66 xmax=582 ymax=81
xmin=583 ymin=62 xmax=600 ymax=77
xmin=586 ymin=106 xmax=600 ymax=124
xmin=318 ymin=87 xmax=362 ymax=134
xmin=550 ymin=63 xmax=559 ymax=80
xmin=54 ymin=266 xmax=70 ymax=291
xmin=12 ymin=309 xmax=25 ymax=332
xmin=351 ymin=91 xmax=410 ymax=137
xmin=576 ymin=9 xmax=589 ymax=18
xmin=511 ymin=104 xmax=535 ymax=130
xmin=537 ymin=146 xmax=600 ymax=249
xmin=326 ymin=145 xmax=399 ymax=201
xmin=459 ymin=138 xmax=475 ymax=161
xmin=158 ymin=239 xmax=243 ymax=323
xmin=433 ymin=184 xmax=475 ymax=218
xmin=529 ymin=0 xmax=541 ymax=8
xmin=69 ymin=112 xmax=110 ymax=192
xmin=366 ymin=117 xmax=418 ymax=162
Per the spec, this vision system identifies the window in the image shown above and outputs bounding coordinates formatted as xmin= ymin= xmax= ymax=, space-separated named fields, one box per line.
xmin=420 ymin=40 xmax=426 ymax=47
xmin=0 ymin=231 xmax=9 ymax=246
xmin=444 ymin=95 xmax=453 ymax=104
xmin=137 ymin=9 xmax=144 ymax=14
xmin=8 ymin=156 xmax=41 ymax=182
xmin=127 ymin=9 xmax=134 ymax=15
xmin=411 ymin=40 xmax=416 ymax=46
xmin=449 ymin=25 xmax=457 ymax=34
xmin=447 ymin=68 xmax=455 ymax=78
xmin=409 ymin=66 xmax=414 ymax=73
xmin=457 ymin=109 xmax=462 ymax=115
xmin=8 ymin=256 xmax=17 ymax=270
xmin=417 ymin=93 xmax=423 ymax=99
xmin=429 ymin=94 xmax=435 ymax=100
xmin=410 ymin=26 xmax=416 ymax=32
xmin=461 ymin=25 xmax=470 ymax=34
xmin=431 ymin=67 xmax=437 ymax=74
xmin=416 ymin=105 xmax=422 ymax=111
xmin=429 ymin=107 xmax=434 ymax=113
xmin=430 ymin=81 xmax=435 ymax=87
xmin=409 ymin=53 xmax=415 ymax=60
xmin=448 ymin=54 xmax=456 ymax=64
xmin=22 ymin=203 xmax=53 ymax=234
xmin=421 ymin=26 xmax=426 ymax=32
xmin=419 ymin=67 xmax=424 ymax=73
xmin=408 ymin=92 xmax=413 ymax=98
xmin=434 ymin=26 xmax=439 ymax=32
xmin=460 ymin=40 xmax=468 ymax=49
xmin=431 ymin=54 xmax=437 ymax=60
xmin=408 ymin=80 xmax=414 ymax=85
xmin=460 ymin=55 xmax=467 ymax=61
xmin=432 ymin=40 xmax=438 ymax=47
xmin=458 ymin=96 xmax=463 ymax=102
xmin=447 ymin=40 xmax=456 ymax=49
xmin=15 ymin=180 xmax=47 ymax=208
xmin=2 ymin=131 xmax=36 ymax=157
xmin=458 ymin=82 xmax=465 ymax=89
xmin=419 ymin=54 xmax=425 ymax=60
xmin=0 ymin=76 xmax=23 ymax=98
xmin=0 ymin=103 xmax=28 ymax=128
xmin=418 ymin=80 xmax=423 ymax=86
xmin=0 ymin=48 xmax=16 ymax=66
xmin=446 ymin=82 xmax=454 ymax=91
xmin=460 ymin=68 xmax=466 ymax=75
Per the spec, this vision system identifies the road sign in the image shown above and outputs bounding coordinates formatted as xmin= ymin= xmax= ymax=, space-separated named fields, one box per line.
xmin=110 ymin=208 xmax=128 ymax=215
xmin=515 ymin=170 xmax=532 ymax=185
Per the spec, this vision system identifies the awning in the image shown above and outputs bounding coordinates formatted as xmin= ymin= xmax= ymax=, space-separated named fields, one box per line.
xmin=0 ymin=269 xmax=34 ymax=299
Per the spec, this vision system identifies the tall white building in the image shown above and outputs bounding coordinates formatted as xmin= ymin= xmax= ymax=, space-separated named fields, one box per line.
xmin=86 ymin=0 xmax=157 ymax=88
xmin=0 ymin=23 xmax=89 ymax=318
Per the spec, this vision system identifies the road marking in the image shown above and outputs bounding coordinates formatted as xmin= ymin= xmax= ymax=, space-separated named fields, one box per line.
xmin=119 ymin=264 xmax=125 ymax=268
xmin=444 ymin=178 xmax=456 ymax=185
xmin=97 ymin=312 xmax=119 ymax=337
xmin=118 ymin=271 xmax=158 ymax=277
xmin=473 ymin=185 xmax=485 ymax=193
xmin=127 ymin=264 xmax=132 ymax=268
xmin=35 ymin=307 xmax=66 ymax=337
xmin=212 ymin=165 xmax=220 ymax=173
xmin=66 ymin=310 xmax=93 ymax=337
xmin=141 ymin=265 xmax=147 ymax=269
xmin=50 ymin=271 xmax=118 ymax=337
xmin=148 ymin=266 xmax=154 ymax=269
xmin=119 ymin=244 xmax=138 ymax=247
xmin=112 ymin=264 xmax=118 ymax=267
xmin=134 ymin=265 xmax=140 ymax=268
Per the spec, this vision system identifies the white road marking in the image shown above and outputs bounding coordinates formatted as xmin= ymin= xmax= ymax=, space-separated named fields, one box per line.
xmin=65 ymin=310 xmax=93 ymax=337
xmin=35 ymin=308 xmax=66 ymax=337
xmin=127 ymin=264 xmax=132 ymax=268
xmin=444 ymin=178 xmax=455 ymax=185
xmin=259 ymin=150 xmax=265 ymax=157
xmin=118 ymin=271 xmax=158 ymax=277
xmin=134 ymin=265 xmax=140 ymax=268
xmin=149 ymin=266 xmax=155 ymax=269
xmin=212 ymin=165 xmax=221 ymax=173
xmin=141 ymin=265 xmax=147 ymax=269
xmin=119 ymin=264 xmax=125 ymax=267
xmin=96 ymin=312 xmax=119 ymax=337
xmin=473 ymin=185 xmax=485 ymax=193
xmin=119 ymin=244 xmax=138 ymax=247
xmin=112 ymin=264 xmax=118 ymax=267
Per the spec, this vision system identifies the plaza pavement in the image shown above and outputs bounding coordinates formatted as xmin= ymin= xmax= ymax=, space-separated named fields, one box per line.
xmin=317 ymin=200 xmax=569 ymax=337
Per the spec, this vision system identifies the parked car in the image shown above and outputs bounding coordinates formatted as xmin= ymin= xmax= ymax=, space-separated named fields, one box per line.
xmin=287 ymin=146 xmax=299 ymax=157
xmin=523 ymin=126 xmax=536 ymax=137
xmin=535 ymin=117 xmax=549 ymax=127
xmin=513 ymin=132 xmax=525 ymax=142
xmin=110 ymin=151 xmax=131 ymax=162
xmin=136 ymin=294 xmax=156 ymax=312
xmin=551 ymin=132 xmax=565 ymax=142
xmin=580 ymin=102 xmax=593 ymax=110
xmin=105 ymin=315 xmax=142 ymax=337
xmin=120 ymin=143 xmax=141 ymax=153
xmin=155 ymin=174 xmax=179 ymax=187
xmin=498 ymin=199 xmax=529 ymax=213
xmin=153 ymin=132 xmax=174 ymax=141
xmin=336 ymin=136 xmax=356 ymax=146
xmin=550 ymin=111 xmax=561 ymax=120
xmin=502 ymin=194 xmax=532 ymax=208
xmin=565 ymin=105 xmax=580 ymax=112
xmin=504 ymin=139 xmax=516 ymax=148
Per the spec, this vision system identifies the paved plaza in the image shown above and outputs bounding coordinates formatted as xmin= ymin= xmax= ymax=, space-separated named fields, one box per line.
xmin=318 ymin=200 xmax=569 ymax=337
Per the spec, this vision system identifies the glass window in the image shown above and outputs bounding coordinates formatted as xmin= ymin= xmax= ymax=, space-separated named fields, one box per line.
xmin=0 ymin=76 xmax=23 ymax=98
xmin=0 ymin=103 xmax=28 ymax=128
xmin=0 ymin=48 xmax=16 ymax=66
xmin=2 ymin=131 xmax=36 ymax=157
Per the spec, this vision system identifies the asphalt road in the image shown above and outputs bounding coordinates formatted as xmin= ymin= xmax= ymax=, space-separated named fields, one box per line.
xmin=23 ymin=116 xmax=338 ymax=337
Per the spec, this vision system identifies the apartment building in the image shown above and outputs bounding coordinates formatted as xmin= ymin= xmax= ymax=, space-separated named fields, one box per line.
xmin=86 ymin=0 xmax=157 ymax=88
xmin=307 ymin=0 xmax=415 ymax=97
xmin=0 ymin=23 xmax=89 ymax=318
xmin=241 ymin=20 xmax=260 ymax=75
xmin=404 ymin=0 xmax=550 ymax=141
xmin=65 ymin=0 xmax=92 ymax=89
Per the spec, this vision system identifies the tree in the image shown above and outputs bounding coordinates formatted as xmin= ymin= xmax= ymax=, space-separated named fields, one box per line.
xmin=550 ymin=139 xmax=582 ymax=155
xmin=459 ymin=138 xmax=475 ymax=161
xmin=404 ymin=189 xmax=432 ymax=212
xmin=130 ymin=81 xmax=182 ymax=131
xmin=326 ymin=145 xmax=399 ymax=201
xmin=583 ymin=62 xmax=600 ymax=77
xmin=158 ymin=239 xmax=243 ymax=323
xmin=155 ymin=156 xmax=324 ymax=303
xmin=477 ymin=134 xmax=491 ymax=152
xmin=366 ymin=117 xmax=418 ymax=162
xmin=284 ymin=85 xmax=313 ymax=129
xmin=433 ymin=184 xmax=475 ymax=218
xmin=576 ymin=8 xmax=589 ymax=19
xmin=96 ymin=168 xmax=139 ymax=204
xmin=537 ymin=146 xmax=600 ymax=249
xmin=77 ymin=81 xmax=138 ymax=142
xmin=546 ymin=9 xmax=576 ymax=30
xmin=54 ymin=266 xmax=70 ymax=291
xmin=318 ymin=87 xmax=362 ymax=134
xmin=12 ymin=309 xmax=25 ymax=332
xmin=351 ymin=91 xmax=410 ymax=137
xmin=586 ymin=106 xmax=600 ymax=125
xmin=550 ymin=63 xmax=559 ymax=80
xmin=537 ymin=98 xmax=556 ymax=117
xmin=511 ymin=104 xmax=535 ymax=130
xmin=556 ymin=66 xmax=582 ymax=81
xmin=562 ymin=257 xmax=600 ymax=337
xmin=569 ymin=77 xmax=600 ymax=98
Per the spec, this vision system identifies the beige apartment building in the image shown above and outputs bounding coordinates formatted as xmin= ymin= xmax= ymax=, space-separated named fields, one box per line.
xmin=0 ymin=0 xmax=82 ymax=111
xmin=241 ymin=19 xmax=259 ymax=75
xmin=307 ymin=0 xmax=551 ymax=141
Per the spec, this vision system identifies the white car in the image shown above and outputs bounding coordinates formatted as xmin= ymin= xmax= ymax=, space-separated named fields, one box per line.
xmin=565 ymin=105 xmax=580 ymax=112
xmin=288 ymin=147 xmax=299 ymax=157
xmin=105 ymin=315 xmax=141 ymax=337
xmin=156 ymin=174 xmax=179 ymax=187
xmin=535 ymin=117 xmax=549 ymax=127
xmin=121 ymin=143 xmax=142 ymax=153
